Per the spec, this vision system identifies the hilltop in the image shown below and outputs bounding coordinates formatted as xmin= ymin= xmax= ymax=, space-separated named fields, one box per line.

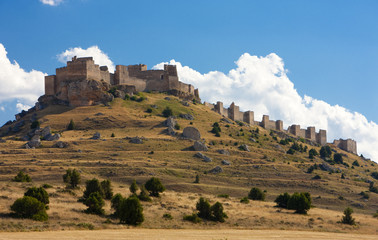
xmin=0 ymin=92 xmax=377 ymax=233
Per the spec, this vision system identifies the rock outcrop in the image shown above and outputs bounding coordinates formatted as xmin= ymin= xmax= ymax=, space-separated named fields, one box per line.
xmin=193 ymin=141 xmax=208 ymax=151
xmin=182 ymin=127 xmax=201 ymax=140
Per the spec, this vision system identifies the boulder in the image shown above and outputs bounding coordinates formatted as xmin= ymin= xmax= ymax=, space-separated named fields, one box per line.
xmin=221 ymin=118 xmax=232 ymax=124
xmin=114 ymin=90 xmax=126 ymax=99
xmin=167 ymin=126 xmax=176 ymax=136
xmin=164 ymin=117 xmax=177 ymax=128
xmin=91 ymin=132 xmax=101 ymax=140
xmin=151 ymin=105 xmax=158 ymax=109
xmin=275 ymin=144 xmax=285 ymax=152
xmin=193 ymin=141 xmax=208 ymax=151
xmin=249 ymin=138 xmax=256 ymax=142
xmin=27 ymin=136 xmax=41 ymax=148
xmin=182 ymin=127 xmax=201 ymax=140
xmin=217 ymin=149 xmax=230 ymax=155
xmin=45 ymin=133 xmax=61 ymax=141
xmin=129 ymin=137 xmax=143 ymax=144
xmin=221 ymin=160 xmax=231 ymax=165
xmin=179 ymin=114 xmax=194 ymax=120
xmin=95 ymin=112 xmax=104 ymax=116
xmin=209 ymin=166 xmax=223 ymax=174
xmin=164 ymin=97 xmax=171 ymax=101
xmin=194 ymin=152 xmax=212 ymax=162
xmin=54 ymin=141 xmax=69 ymax=148
xmin=181 ymin=101 xmax=190 ymax=107
xmin=35 ymin=126 xmax=52 ymax=139
xmin=239 ymin=144 xmax=250 ymax=152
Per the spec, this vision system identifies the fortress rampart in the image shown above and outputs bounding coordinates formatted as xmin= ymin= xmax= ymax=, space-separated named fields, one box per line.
xmin=333 ymin=138 xmax=357 ymax=154
xmin=45 ymin=57 xmax=199 ymax=104
xmin=206 ymin=101 xmax=331 ymax=146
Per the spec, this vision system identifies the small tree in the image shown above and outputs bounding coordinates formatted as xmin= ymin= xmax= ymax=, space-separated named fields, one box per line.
xmin=118 ymin=196 xmax=144 ymax=225
xmin=85 ymin=192 xmax=105 ymax=215
xmin=352 ymin=160 xmax=360 ymax=167
xmin=10 ymin=196 xmax=48 ymax=221
xmin=210 ymin=201 xmax=227 ymax=222
xmin=101 ymin=179 xmax=113 ymax=200
xmin=111 ymin=193 xmax=124 ymax=217
xmin=287 ymin=192 xmax=311 ymax=214
xmin=333 ymin=153 xmax=343 ymax=164
xmin=30 ymin=120 xmax=40 ymax=129
xmin=320 ymin=146 xmax=332 ymax=159
xmin=13 ymin=171 xmax=31 ymax=182
xmin=67 ymin=119 xmax=75 ymax=130
xmin=194 ymin=174 xmax=200 ymax=184
xmin=248 ymin=187 xmax=265 ymax=201
xmin=82 ymin=178 xmax=104 ymax=201
xmin=274 ymin=192 xmax=291 ymax=208
xmin=63 ymin=169 xmax=81 ymax=188
xmin=162 ymin=107 xmax=173 ymax=117
xmin=24 ymin=187 xmax=49 ymax=208
xmin=341 ymin=207 xmax=355 ymax=225
xmin=129 ymin=179 xmax=139 ymax=195
xmin=138 ymin=185 xmax=152 ymax=202
xmin=145 ymin=177 xmax=165 ymax=197
xmin=309 ymin=149 xmax=318 ymax=159
xmin=196 ymin=197 xmax=211 ymax=220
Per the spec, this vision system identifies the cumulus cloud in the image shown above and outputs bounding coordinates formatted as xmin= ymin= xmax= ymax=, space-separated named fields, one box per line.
xmin=40 ymin=0 xmax=63 ymax=6
xmin=0 ymin=106 xmax=4 ymax=111
xmin=154 ymin=53 xmax=378 ymax=162
xmin=0 ymin=43 xmax=45 ymax=112
xmin=57 ymin=46 xmax=115 ymax=72
xmin=16 ymin=102 xmax=31 ymax=112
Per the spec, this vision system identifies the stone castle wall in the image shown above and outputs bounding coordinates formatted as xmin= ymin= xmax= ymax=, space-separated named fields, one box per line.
xmin=333 ymin=138 xmax=357 ymax=154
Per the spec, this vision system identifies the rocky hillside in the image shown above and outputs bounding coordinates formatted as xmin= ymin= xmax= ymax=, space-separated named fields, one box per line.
xmin=0 ymin=92 xmax=377 ymax=232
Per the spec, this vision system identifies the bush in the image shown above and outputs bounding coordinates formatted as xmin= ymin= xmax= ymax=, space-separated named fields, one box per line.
xmin=24 ymin=187 xmax=49 ymax=208
xmin=145 ymin=177 xmax=165 ymax=197
xmin=129 ymin=179 xmax=139 ymax=195
xmin=162 ymin=107 xmax=173 ymax=117
xmin=85 ymin=192 xmax=105 ymax=215
xmin=240 ymin=197 xmax=249 ymax=204
xmin=333 ymin=153 xmax=343 ymax=164
xmin=196 ymin=197 xmax=211 ymax=219
xmin=287 ymin=192 xmax=311 ymax=214
xmin=138 ymin=185 xmax=152 ymax=202
xmin=13 ymin=171 xmax=31 ymax=182
xmin=67 ymin=119 xmax=75 ymax=130
xmin=360 ymin=191 xmax=369 ymax=199
xmin=341 ymin=207 xmax=355 ymax=225
xmin=111 ymin=193 xmax=124 ymax=217
xmin=248 ymin=187 xmax=265 ymax=201
xmin=163 ymin=213 xmax=173 ymax=220
xmin=369 ymin=182 xmax=378 ymax=193
xmin=194 ymin=174 xmax=200 ymax=184
xmin=118 ymin=196 xmax=144 ymax=225
xmin=286 ymin=148 xmax=295 ymax=155
xmin=274 ymin=192 xmax=291 ymax=208
xmin=174 ymin=123 xmax=181 ymax=130
xmin=211 ymin=122 xmax=221 ymax=136
xmin=320 ymin=146 xmax=332 ymax=158
xmin=210 ymin=202 xmax=227 ymax=222
xmin=183 ymin=213 xmax=202 ymax=223
xmin=111 ymin=133 xmax=115 ymax=137
xmin=42 ymin=183 xmax=53 ymax=189
xmin=63 ymin=168 xmax=81 ymax=188
xmin=101 ymin=180 xmax=113 ymax=200
xmin=307 ymin=164 xmax=318 ymax=173
xmin=146 ymin=108 xmax=153 ymax=113
xmin=30 ymin=120 xmax=40 ymax=129
xmin=372 ymin=172 xmax=378 ymax=180
xmin=10 ymin=196 xmax=48 ymax=221
xmin=217 ymin=194 xmax=229 ymax=198
xmin=352 ymin=160 xmax=360 ymax=167
xmin=309 ymin=149 xmax=318 ymax=159
xmin=82 ymin=178 xmax=104 ymax=201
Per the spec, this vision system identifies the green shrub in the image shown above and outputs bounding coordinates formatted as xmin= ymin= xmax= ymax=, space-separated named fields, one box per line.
xmin=24 ymin=187 xmax=49 ymax=208
xmin=42 ymin=183 xmax=53 ymax=189
xmin=240 ymin=197 xmax=249 ymax=204
xmin=286 ymin=148 xmax=295 ymax=155
xmin=312 ymin=174 xmax=321 ymax=180
xmin=138 ymin=185 xmax=152 ymax=202
xmin=163 ymin=213 xmax=173 ymax=220
xmin=13 ymin=171 xmax=31 ymax=182
xmin=111 ymin=133 xmax=115 ymax=137
xmin=183 ymin=213 xmax=202 ymax=223
xmin=309 ymin=149 xmax=318 ymax=159
xmin=196 ymin=197 xmax=211 ymax=219
xmin=10 ymin=196 xmax=48 ymax=221
xmin=307 ymin=164 xmax=318 ymax=173
xmin=67 ymin=119 xmax=75 ymax=130
xmin=274 ymin=192 xmax=291 ymax=208
xmin=30 ymin=120 xmax=40 ymax=129
xmin=130 ymin=95 xmax=138 ymax=101
xmin=118 ymin=196 xmax=144 ymax=225
xmin=210 ymin=202 xmax=227 ymax=222
xmin=101 ymin=179 xmax=113 ymax=200
xmin=372 ymin=172 xmax=378 ymax=180
xmin=194 ymin=174 xmax=200 ymax=184
xmin=84 ymin=192 xmax=105 ymax=215
xmin=129 ymin=179 xmax=139 ymax=195
xmin=287 ymin=192 xmax=311 ymax=214
xmin=145 ymin=177 xmax=165 ymax=197
xmin=111 ymin=193 xmax=124 ymax=217
xmin=162 ymin=107 xmax=173 ymax=117
xmin=217 ymin=194 xmax=229 ymax=198
xmin=373 ymin=210 xmax=378 ymax=218
xmin=333 ymin=153 xmax=343 ymax=164
xmin=146 ymin=108 xmax=153 ymax=113
xmin=360 ymin=191 xmax=370 ymax=199
xmin=341 ymin=207 xmax=355 ymax=225
xmin=174 ymin=123 xmax=181 ymax=130
xmin=248 ymin=187 xmax=265 ymax=201
xmin=63 ymin=168 xmax=81 ymax=188
xmin=82 ymin=178 xmax=104 ymax=201
xmin=352 ymin=160 xmax=360 ymax=167
xmin=320 ymin=146 xmax=332 ymax=158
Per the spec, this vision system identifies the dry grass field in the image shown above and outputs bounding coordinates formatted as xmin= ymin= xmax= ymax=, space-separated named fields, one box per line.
xmin=0 ymin=92 xmax=377 ymax=236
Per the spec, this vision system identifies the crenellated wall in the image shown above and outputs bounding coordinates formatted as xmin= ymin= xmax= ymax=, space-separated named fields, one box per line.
xmin=333 ymin=138 xmax=357 ymax=154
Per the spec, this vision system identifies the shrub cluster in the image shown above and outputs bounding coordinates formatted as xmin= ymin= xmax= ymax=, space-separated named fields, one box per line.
xmin=63 ymin=168 xmax=81 ymax=188
xmin=145 ymin=177 xmax=165 ymax=197
xmin=185 ymin=197 xmax=227 ymax=223
xmin=287 ymin=142 xmax=307 ymax=154
xmin=81 ymin=178 xmax=113 ymax=215
xmin=275 ymin=192 xmax=312 ymax=214
xmin=248 ymin=187 xmax=265 ymax=201
xmin=211 ymin=122 xmax=221 ymax=137
xmin=13 ymin=171 xmax=31 ymax=182
xmin=320 ymin=146 xmax=332 ymax=159
xmin=308 ymin=149 xmax=318 ymax=159
xmin=162 ymin=107 xmax=173 ymax=117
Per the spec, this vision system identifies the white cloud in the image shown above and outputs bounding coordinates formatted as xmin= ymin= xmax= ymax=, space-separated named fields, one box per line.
xmin=0 ymin=43 xmax=45 ymax=113
xmin=16 ymin=102 xmax=31 ymax=112
xmin=154 ymin=53 xmax=378 ymax=162
xmin=0 ymin=106 xmax=4 ymax=111
xmin=57 ymin=46 xmax=115 ymax=72
xmin=40 ymin=0 xmax=63 ymax=6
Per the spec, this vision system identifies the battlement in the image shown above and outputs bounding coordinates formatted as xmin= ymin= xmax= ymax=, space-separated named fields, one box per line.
xmin=211 ymin=101 xmax=328 ymax=146
xmin=333 ymin=138 xmax=357 ymax=154
xmin=44 ymin=56 xmax=200 ymax=104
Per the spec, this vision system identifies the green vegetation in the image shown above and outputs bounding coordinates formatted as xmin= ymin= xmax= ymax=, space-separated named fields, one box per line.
xmin=162 ymin=107 xmax=173 ymax=117
xmin=163 ymin=213 xmax=173 ymax=220
xmin=240 ymin=197 xmax=249 ymax=204
xmin=24 ymin=187 xmax=49 ymax=208
xmin=82 ymin=178 xmax=104 ymax=201
xmin=30 ymin=120 xmax=40 ymax=129
xmin=183 ymin=213 xmax=202 ymax=223
xmin=11 ymin=196 xmax=48 ymax=221
xmin=145 ymin=177 xmax=165 ymax=197
xmin=341 ymin=207 xmax=355 ymax=225
xmin=211 ymin=122 xmax=221 ymax=137
xmin=287 ymin=192 xmax=312 ymax=214
xmin=194 ymin=174 xmax=200 ymax=184
xmin=84 ymin=192 xmax=105 ymax=215
xmin=309 ymin=149 xmax=318 ymax=159
xmin=129 ymin=179 xmax=139 ymax=195
xmin=195 ymin=197 xmax=227 ymax=222
xmin=274 ymin=192 xmax=290 ymax=208
xmin=13 ymin=171 xmax=31 ymax=182
xmin=320 ymin=146 xmax=332 ymax=159
xmin=138 ymin=185 xmax=152 ymax=202
xmin=372 ymin=171 xmax=378 ymax=180
xmin=248 ymin=187 xmax=265 ymax=201
xmin=63 ymin=168 xmax=81 ymax=188
xmin=67 ymin=119 xmax=75 ymax=130
xmin=118 ymin=196 xmax=144 ymax=225
xmin=333 ymin=153 xmax=343 ymax=164
xmin=352 ymin=160 xmax=360 ymax=167
xmin=101 ymin=179 xmax=113 ymax=200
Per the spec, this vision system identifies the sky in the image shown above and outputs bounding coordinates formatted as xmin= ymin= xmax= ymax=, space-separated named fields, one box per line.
xmin=0 ymin=0 xmax=377 ymax=161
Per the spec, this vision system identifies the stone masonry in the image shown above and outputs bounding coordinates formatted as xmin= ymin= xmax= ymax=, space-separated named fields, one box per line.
xmin=333 ymin=138 xmax=357 ymax=154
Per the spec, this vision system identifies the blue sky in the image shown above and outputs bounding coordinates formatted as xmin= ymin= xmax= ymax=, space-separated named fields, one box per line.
xmin=0 ymin=0 xmax=378 ymax=160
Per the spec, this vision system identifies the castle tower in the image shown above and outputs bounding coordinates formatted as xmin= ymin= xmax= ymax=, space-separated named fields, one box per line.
xmin=316 ymin=129 xmax=327 ymax=146
xmin=243 ymin=111 xmax=254 ymax=124
xmin=306 ymin=127 xmax=316 ymax=141
xmin=276 ymin=120 xmax=283 ymax=131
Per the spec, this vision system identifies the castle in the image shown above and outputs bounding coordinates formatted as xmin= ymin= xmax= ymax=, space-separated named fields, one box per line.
xmin=44 ymin=56 xmax=199 ymax=106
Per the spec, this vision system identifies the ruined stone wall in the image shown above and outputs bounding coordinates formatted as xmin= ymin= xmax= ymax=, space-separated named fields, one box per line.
xmin=306 ymin=127 xmax=316 ymax=141
xmin=45 ymin=75 xmax=56 ymax=96
xmin=243 ymin=111 xmax=254 ymax=124
xmin=316 ymin=130 xmax=327 ymax=146
xmin=333 ymin=139 xmax=357 ymax=154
